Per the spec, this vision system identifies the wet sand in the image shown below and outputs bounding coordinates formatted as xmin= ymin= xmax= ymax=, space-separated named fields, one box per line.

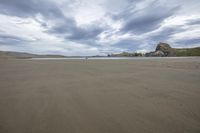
xmin=0 ymin=58 xmax=200 ymax=133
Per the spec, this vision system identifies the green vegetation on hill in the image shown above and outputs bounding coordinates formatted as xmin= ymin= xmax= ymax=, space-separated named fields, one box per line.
xmin=174 ymin=47 xmax=200 ymax=56
xmin=146 ymin=42 xmax=200 ymax=57
xmin=110 ymin=43 xmax=200 ymax=57
xmin=1 ymin=43 xmax=200 ymax=59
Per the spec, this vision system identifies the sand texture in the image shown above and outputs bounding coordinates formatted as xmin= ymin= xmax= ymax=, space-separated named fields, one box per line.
xmin=0 ymin=58 xmax=200 ymax=133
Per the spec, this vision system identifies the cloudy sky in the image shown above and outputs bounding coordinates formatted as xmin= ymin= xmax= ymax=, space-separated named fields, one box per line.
xmin=0 ymin=0 xmax=200 ymax=55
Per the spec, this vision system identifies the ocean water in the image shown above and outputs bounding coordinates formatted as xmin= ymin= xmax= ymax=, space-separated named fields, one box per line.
xmin=30 ymin=57 xmax=194 ymax=60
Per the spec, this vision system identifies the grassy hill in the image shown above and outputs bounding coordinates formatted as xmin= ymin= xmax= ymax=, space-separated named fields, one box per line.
xmin=146 ymin=43 xmax=200 ymax=57
xmin=174 ymin=47 xmax=200 ymax=56
xmin=0 ymin=51 xmax=66 ymax=59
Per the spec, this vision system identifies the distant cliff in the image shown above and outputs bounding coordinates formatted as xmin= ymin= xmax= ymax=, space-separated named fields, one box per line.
xmin=146 ymin=42 xmax=200 ymax=57
xmin=0 ymin=51 xmax=66 ymax=59
xmin=110 ymin=42 xmax=200 ymax=57
xmin=1 ymin=42 xmax=200 ymax=59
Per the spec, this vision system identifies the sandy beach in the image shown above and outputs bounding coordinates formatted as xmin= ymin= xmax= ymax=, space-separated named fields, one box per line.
xmin=0 ymin=57 xmax=200 ymax=133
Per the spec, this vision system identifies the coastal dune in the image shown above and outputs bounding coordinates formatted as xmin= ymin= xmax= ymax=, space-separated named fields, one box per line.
xmin=0 ymin=58 xmax=200 ymax=133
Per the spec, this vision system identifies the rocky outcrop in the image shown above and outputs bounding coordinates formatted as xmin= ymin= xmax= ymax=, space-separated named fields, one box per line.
xmin=155 ymin=42 xmax=175 ymax=56
xmin=146 ymin=42 xmax=175 ymax=57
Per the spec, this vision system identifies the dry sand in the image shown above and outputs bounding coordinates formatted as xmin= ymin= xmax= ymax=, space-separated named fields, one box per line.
xmin=0 ymin=57 xmax=200 ymax=133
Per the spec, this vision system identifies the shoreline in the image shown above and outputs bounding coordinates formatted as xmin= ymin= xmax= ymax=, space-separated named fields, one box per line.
xmin=28 ymin=56 xmax=200 ymax=60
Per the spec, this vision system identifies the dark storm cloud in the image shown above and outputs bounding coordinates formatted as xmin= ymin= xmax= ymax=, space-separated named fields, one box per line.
xmin=47 ymin=18 xmax=77 ymax=34
xmin=149 ymin=26 xmax=185 ymax=42
xmin=187 ymin=18 xmax=200 ymax=25
xmin=48 ymin=21 xmax=105 ymax=41
xmin=175 ymin=38 xmax=200 ymax=46
xmin=0 ymin=0 xmax=180 ymax=46
xmin=113 ymin=1 xmax=179 ymax=34
xmin=0 ymin=0 xmax=64 ymax=18
xmin=0 ymin=0 xmax=105 ymax=43
xmin=68 ymin=26 xmax=104 ymax=41
xmin=0 ymin=34 xmax=27 ymax=45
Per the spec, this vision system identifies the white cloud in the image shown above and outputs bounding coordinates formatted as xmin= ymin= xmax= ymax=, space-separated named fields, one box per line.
xmin=0 ymin=0 xmax=200 ymax=55
xmin=170 ymin=25 xmax=200 ymax=41
xmin=0 ymin=14 xmax=102 ymax=55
